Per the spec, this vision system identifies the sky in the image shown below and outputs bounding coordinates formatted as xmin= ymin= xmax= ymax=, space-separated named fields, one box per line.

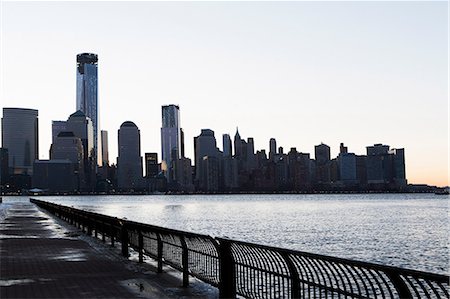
xmin=0 ymin=1 xmax=448 ymax=187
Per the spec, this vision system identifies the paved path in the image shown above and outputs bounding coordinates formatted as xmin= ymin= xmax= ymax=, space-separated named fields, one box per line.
xmin=0 ymin=201 xmax=217 ymax=298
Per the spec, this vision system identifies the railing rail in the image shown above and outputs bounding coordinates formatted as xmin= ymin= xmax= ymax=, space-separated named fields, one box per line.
xmin=30 ymin=198 xmax=449 ymax=299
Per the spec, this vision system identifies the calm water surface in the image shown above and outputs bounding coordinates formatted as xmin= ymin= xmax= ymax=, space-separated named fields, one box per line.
xmin=6 ymin=193 xmax=448 ymax=274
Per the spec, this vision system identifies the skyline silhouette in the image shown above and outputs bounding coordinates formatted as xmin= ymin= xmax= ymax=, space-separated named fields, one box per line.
xmin=0 ymin=1 xmax=447 ymax=186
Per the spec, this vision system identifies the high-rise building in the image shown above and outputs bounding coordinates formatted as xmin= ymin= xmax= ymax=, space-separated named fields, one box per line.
xmin=0 ymin=148 xmax=9 ymax=186
xmin=50 ymin=132 xmax=84 ymax=165
xmin=194 ymin=129 xmax=221 ymax=190
xmin=52 ymin=121 xmax=67 ymax=144
xmin=338 ymin=152 xmax=357 ymax=184
xmin=223 ymin=134 xmax=232 ymax=157
xmin=389 ymin=148 xmax=407 ymax=187
xmin=66 ymin=110 xmax=95 ymax=189
xmin=194 ymin=129 xmax=219 ymax=179
xmin=174 ymin=157 xmax=194 ymax=192
xmin=315 ymin=143 xmax=331 ymax=184
xmin=117 ymin=121 xmax=143 ymax=190
xmin=76 ymin=53 xmax=100 ymax=166
xmin=247 ymin=137 xmax=256 ymax=171
xmin=365 ymin=144 xmax=406 ymax=188
xmin=1 ymin=108 xmax=39 ymax=175
xmin=66 ymin=111 xmax=94 ymax=164
xmin=233 ymin=128 xmax=242 ymax=157
xmin=50 ymin=131 xmax=85 ymax=190
xmin=366 ymin=144 xmax=390 ymax=184
xmin=101 ymin=130 xmax=109 ymax=166
xmin=145 ymin=153 xmax=159 ymax=178
xmin=161 ymin=105 xmax=181 ymax=181
xmin=269 ymin=138 xmax=277 ymax=161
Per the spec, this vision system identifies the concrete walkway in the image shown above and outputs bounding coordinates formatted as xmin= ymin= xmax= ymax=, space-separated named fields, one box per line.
xmin=0 ymin=201 xmax=217 ymax=298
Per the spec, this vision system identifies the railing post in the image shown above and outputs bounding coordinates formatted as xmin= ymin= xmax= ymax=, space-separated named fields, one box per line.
xmin=87 ymin=218 xmax=92 ymax=236
xmin=180 ymin=236 xmax=189 ymax=287
xmin=281 ymin=252 xmax=300 ymax=299
xmin=385 ymin=270 xmax=412 ymax=298
xmin=218 ymin=238 xmax=236 ymax=299
xmin=138 ymin=231 xmax=144 ymax=263
xmin=111 ymin=225 xmax=115 ymax=247
xmin=121 ymin=222 xmax=129 ymax=258
xmin=102 ymin=222 xmax=106 ymax=243
xmin=157 ymin=234 xmax=163 ymax=273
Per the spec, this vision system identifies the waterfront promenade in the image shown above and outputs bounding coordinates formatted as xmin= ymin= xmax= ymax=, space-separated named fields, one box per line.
xmin=0 ymin=201 xmax=216 ymax=298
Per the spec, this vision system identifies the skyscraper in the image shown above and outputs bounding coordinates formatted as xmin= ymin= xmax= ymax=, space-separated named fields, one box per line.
xmin=269 ymin=138 xmax=277 ymax=161
xmin=117 ymin=121 xmax=143 ymax=190
xmin=51 ymin=120 xmax=67 ymax=144
xmin=222 ymin=134 xmax=232 ymax=157
xmin=1 ymin=108 xmax=39 ymax=175
xmin=145 ymin=153 xmax=159 ymax=178
xmin=161 ymin=105 xmax=181 ymax=181
xmin=76 ymin=53 xmax=100 ymax=166
xmin=101 ymin=130 xmax=109 ymax=166
xmin=66 ymin=110 xmax=95 ymax=190
xmin=315 ymin=143 xmax=331 ymax=184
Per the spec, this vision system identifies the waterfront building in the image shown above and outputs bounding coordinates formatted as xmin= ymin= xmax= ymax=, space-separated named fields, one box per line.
xmin=50 ymin=131 xmax=85 ymax=190
xmin=338 ymin=152 xmax=358 ymax=185
xmin=117 ymin=121 xmax=144 ymax=190
xmin=51 ymin=132 xmax=84 ymax=165
xmin=1 ymin=108 xmax=39 ymax=176
xmin=101 ymin=130 xmax=109 ymax=166
xmin=52 ymin=121 xmax=67 ymax=144
xmin=194 ymin=129 xmax=219 ymax=179
xmin=0 ymin=148 xmax=9 ymax=187
xmin=275 ymin=155 xmax=288 ymax=190
xmin=315 ymin=143 xmax=331 ymax=184
xmin=174 ymin=156 xmax=194 ymax=192
xmin=366 ymin=144 xmax=391 ymax=184
xmin=200 ymin=156 xmax=219 ymax=192
xmin=269 ymin=138 xmax=277 ymax=161
xmin=356 ymin=155 xmax=367 ymax=185
xmin=247 ymin=137 xmax=256 ymax=171
xmin=145 ymin=153 xmax=159 ymax=178
xmin=161 ymin=105 xmax=182 ymax=182
xmin=330 ymin=158 xmax=339 ymax=183
xmin=180 ymin=128 xmax=185 ymax=158
xmin=32 ymin=160 xmax=77 ymax=192
xmin=365 ymin=144 xmax=407 ymax=189
xmin=389 ymin=148 xmax=407 ymax=187
xmin=222 ymin=134 xmax=232 ymax=158
xmin=233 ymin=128 xmax=242 ymax=158
xmin=221 ymin=156 xmax=238 ymax=191
xmin=66 ymin=110 xmax=95 ymax=190
xmin=76 ymin=53 xmax=100 ymax=166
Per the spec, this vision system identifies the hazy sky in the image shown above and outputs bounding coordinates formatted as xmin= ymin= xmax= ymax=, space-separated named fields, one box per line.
xmin=0 ymin=1 xmax=448 ymax=186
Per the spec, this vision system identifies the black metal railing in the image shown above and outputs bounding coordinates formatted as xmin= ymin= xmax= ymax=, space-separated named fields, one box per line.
xmin=30 ymin=198 xmax=449 ymax=299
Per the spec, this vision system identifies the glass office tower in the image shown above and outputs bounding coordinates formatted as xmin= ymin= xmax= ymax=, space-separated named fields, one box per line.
xmin=76 ymin=53 xmax=100 ymax=166
xmin=1 ymin=108 xmax=39 ymax=175
xmin=161 ymin=104 xmax=181 ymax=181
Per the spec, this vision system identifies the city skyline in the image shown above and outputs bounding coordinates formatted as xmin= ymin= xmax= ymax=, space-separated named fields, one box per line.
xmin=0 ymin=1 xmax=448 ymax=187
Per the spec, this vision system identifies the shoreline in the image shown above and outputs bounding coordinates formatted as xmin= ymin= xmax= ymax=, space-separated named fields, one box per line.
xmin=1 ymin=189 xmax=446 ymax=197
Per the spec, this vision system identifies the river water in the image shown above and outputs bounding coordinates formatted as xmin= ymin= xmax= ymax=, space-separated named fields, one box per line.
xmin=3 ymin=193 xmax=448 ymax=274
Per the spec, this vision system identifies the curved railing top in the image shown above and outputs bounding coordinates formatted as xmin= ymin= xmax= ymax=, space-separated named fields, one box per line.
xmin=216 ymin=237 xmax=449 ymax=281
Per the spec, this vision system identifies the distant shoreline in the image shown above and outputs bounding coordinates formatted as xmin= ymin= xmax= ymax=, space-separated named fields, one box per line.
xmin=2 ymin=189 xmax=446 ymax=197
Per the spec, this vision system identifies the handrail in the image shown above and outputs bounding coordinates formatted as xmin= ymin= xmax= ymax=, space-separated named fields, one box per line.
xmin=30 ymin=198 xmax=449 ymax=299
